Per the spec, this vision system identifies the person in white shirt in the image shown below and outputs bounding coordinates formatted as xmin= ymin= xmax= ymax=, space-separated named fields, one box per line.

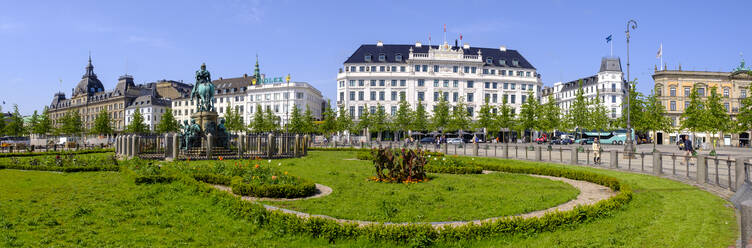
xmin=592 ymin=138 xmax=601 ymax=165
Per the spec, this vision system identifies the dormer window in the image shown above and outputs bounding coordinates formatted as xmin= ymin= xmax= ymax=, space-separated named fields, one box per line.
xmin=486 ymin=57 xmax=493 ymax=64
xmin=499 ymin=59 xmax=506 ymax=66
xmin=395 ymin=53 xmax=402 ymax=61
xmin=512 ymin=59 xmax=519 ymax=66
xmin=365 ymin=54 xmax=372 ymax=61
xmin=378 ymin=53 xmax=385 ymax=62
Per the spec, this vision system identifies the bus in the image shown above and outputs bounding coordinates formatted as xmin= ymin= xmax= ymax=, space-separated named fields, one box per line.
xmin=574 ymin=129 xmax=635 ymax=145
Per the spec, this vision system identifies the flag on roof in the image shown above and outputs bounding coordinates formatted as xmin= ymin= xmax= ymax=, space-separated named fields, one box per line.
xmin=605 ymin=35 xmax=612 ymax=43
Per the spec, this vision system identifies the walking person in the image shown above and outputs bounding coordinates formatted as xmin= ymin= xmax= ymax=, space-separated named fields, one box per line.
xmin=682 ymin=136 xmax=695 ymax=166
xmin=592 ymin=138 xmax=601 ymax=165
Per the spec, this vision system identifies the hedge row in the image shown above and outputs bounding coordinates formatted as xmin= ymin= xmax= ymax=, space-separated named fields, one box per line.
xmin=0 ymin=164 xmax=119 ymax=173
xmin=0 ymin=148 xmax=114 ymax=158
xmin=312 ymin=147 xmax=444 ymax=157
xmin=174 ymin=157 xmax=631 ymax=245
xmin=425 ymin=165 xmax=483 ymax=174
xmin=192 ymin=173 xmax=317 ymax=199
xmin=134 ymin=175 xmax=177 ymax=184
xmin=467 ymin=160 xmax=623 ymax=191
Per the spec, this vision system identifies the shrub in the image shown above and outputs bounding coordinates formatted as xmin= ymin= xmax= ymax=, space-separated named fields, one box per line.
xmin=371 ymin=148 xmax=427 ymax=183
xmin=425 ymin=156 xmax=482 ymax=174
xmin=0 ymin=153 xmax=120 ymax=172
xmin=0 ymin=148 xmax=114 ymax=158
xmin=356 ymin=151 xmax=372 ymax=160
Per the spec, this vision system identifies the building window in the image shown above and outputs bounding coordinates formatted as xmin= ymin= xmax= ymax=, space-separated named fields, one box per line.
xmin=400 ymin=91 xmax=406 ymax=101
xmin=350 ymin=92 xmax=355 ymax=100
xmin=358 ymin=91 xmax=364 ymax=100
xmin=391 ymin=106 xmax=397 ymax=116
xmin=467 ymin=81 xmax=474 ymax=88
xmin=483 ymin=68 xmax=489 ymax=74
xmin=434 ymin=65 xmax=439 ymax=72
xmin=723 ymin=88 xmax=730 ymax=97
xmin=400 ymin=66 xmax=405 ymax=72
xmin=379 ymin=80 xmax=385 ymax=86
xmin=391 ymin=80 xmax=397 ymax=86
xmin=453 ymin=66 xmax=458 ymax=73
xmin=742 ymin=89 xmax=748 ymax=98
xmin=358 ymin=80 xmax=364 ymax=86
xmin=379 ymin=66 xmax=385 ymax=72
xmin=434 ymin=80 xmax=439 ymax=87
xmin=511 ymin=95 xmax=516 ymax=104
xmin=370 ymin=91 xmax=376 ymax=100
xmin=485 ymin=82 xmax=490 ymax=89
xmin=400 ymin=80 xmax=406 ymax=86
xmin=379 ymin=91 xmax=385 ymax=101
xmin=492 ymin=94 xmax=498 ymax=103
xmin=395 ymin=54 xmax=402 ymax=61
xmin=443 ymin=92 xmax=448 ymax=101
xmin=526 ymin=72 xmax=531 ymax=77
xmin=340 ymin=92 xmax=344 ymax=101
xmin=467 ymin=107 xmax=474 ymax=117
xmin=684 ymin=101 xmax=690 ymax=109
xmin=422 ymin=65 xmax=428 ymax=72
xmin=471 ymin=67 xmax=476 ymax=73
xmin=378 ymin=53 xmax=385 ymax=61
xmin=453 ymin=80 xmax=458 ymax=87
xmin=492 ymin=82 xmax=498 ymax=89
xmin=418 ymin=79 xmax=425 ymax=87
xmin=670 ymin=87 xmax=676 ymax=96
xmin=370 ymin=80 xmax=376 ymax=86
xmin=391 ymin=91 xmax=397 ymax=101
xmin=349 ymin=106 xmax=355 ymax=117
xmin=370 ymin=106 xmax=376 ymax=114
xmin=415 ymin=65 xmax=420 ymax=72
xmin=443 ymin=80 xmax=449 ymax=87
xmin=467 ymin=93 xmax=474 ymax=102
xmin=357 ymin=106 xmax=363 ymax=118
xmin=684 ymin=87 xmax=690 ymax=97
xmin=365 ymin=55 xmax=372 ymax=61
xmin=417 ymin=92 xmax=425 ymax=101
xmin=371 ymin=66 xmax=376 ymax=72
xmin=434 ymin=92 xmax=440 ymax=102
xmin=521 ymin=84 xmax=526 ymax=90
xmin=464 ymin=66 xmax=469 ymax=73
xmin=698 ymin=87 xmax=705 ymax=97
xmin=612 ymin=95 xmax=616 ymax=103
xmin=612 ymin=108 xmax=617 ymax=118
xmin=510 ymin=83 xmax=516 ymax=90
xmin=521 ymin=95 xmax=527 ymax=103
xmin=670 ymin=101 xmax=676 ymax=111
xmin=453 ymin=92 xmax=458 ymax=102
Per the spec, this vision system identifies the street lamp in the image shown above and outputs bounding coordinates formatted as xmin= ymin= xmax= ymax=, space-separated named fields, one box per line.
xmin=624 ymin=19 xmax=637 ymax=156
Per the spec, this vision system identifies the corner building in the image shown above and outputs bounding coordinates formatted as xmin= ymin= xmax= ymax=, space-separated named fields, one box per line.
xmin=336 ymin=41 xmax=542 ymax=123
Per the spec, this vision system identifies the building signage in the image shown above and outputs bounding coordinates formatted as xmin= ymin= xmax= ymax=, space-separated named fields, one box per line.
xmin=262 ymin=77 xmax=286 ymax=84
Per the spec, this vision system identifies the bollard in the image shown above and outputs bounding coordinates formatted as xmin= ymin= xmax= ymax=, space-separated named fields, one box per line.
xmin=570 ymin=148 xmax=578 ymax=165
xmin=132 ymin=135 xmax=140 ymax=158
xmin=737 ymin=157 xmax=750 ymax=191
xmin=115 ymin=136 xmax=120 ymax=155
xmin=652 ymin=151 xmax=662 ymax=175
xmin=443 ymin=143 xmax=448 ymax=155
xmin=535 ymin=146 xmax=542 ymax=161
xmin=125 ymin=135 xmax=131 ymax=158
xmin=697 ymin=155 xmax=707 ymax=184
xmin=503 ymin=144 xmax=509 ymax=158
xmin=294 ymin=134 xmax=300 ymax=157
xmin=206 ymin=133 xmax=214 ymax=159
xmin=610 ymin=150 xmax=618 ymax=168
xmin=172 ymin=133 xmax=179 ymax=159
xmin=164 ymin=133 xmax=173 ymax=160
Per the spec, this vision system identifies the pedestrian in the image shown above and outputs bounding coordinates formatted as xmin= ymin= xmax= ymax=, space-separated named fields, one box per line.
xmin=683 ymin=136 xmax=695 ymax=166
xmin=592 ymin=137 xmax=601 ymax=165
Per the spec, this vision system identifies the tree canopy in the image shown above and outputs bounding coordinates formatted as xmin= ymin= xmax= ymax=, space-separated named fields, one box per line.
xmin=125 ymin=109 xmax=148 ymax=134
xmin=91 ymin=108 xmax=113 ymax=135
xmin=156 ymin=108 xmax=180 ymax=134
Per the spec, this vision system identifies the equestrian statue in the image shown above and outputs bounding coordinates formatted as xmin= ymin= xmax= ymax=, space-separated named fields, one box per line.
xmin=191 ymin=63 xmax=215 ymax=112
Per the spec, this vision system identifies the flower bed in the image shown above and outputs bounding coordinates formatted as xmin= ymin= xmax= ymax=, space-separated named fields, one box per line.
xmin=369 ymin=148 xmax=428 ymax=183
xmin=425 ymin=156 xmax=482 ymax=174
xmin=0 ymin=153 xmax=119 ymax=172
xmin=0 ymin=148 xmax=114 ymax=158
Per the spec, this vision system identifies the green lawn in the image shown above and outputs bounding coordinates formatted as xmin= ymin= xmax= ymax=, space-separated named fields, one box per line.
xmin=262 ymin=151 xmax=579 ymax=222
xmin=0 ymin=151 xmax=738 ymax=247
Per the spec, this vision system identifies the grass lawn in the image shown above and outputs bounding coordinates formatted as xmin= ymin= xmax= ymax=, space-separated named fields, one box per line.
xmin=0 ymin=151 xmax=738 ymax=247
xmin=261 ymin=151 xmax=579 ymax=222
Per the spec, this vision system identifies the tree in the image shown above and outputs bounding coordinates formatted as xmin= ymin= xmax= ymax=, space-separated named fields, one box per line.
xmin=431 ymin=95 xmax=450 ymax=133
xmin=371 ymin=103 xmax=389 ymax=141
xmin=91 ymin=108 xmax=113 ymax=135
xmin=35 ymin=107 xmax=52 ymax=136
xmin=643 ymin=90 xmax=673 ymax=151
xmin=249 ymin=104 xmax=265 ymax=133
xmin=449 ymin=97 xmax=472 ymax=134
xmin=517 ymin=91 xmax=539 ymax=142
xmin=125 ymin=109 xmax=148 ymax=134
xmin=5 ymin=104 xmax=25 ymax=136
xmin=567 ymin=80 xmax=590 ymax=141
xmin=320 ymin=101 xmax=337 ymax=137
xmin=412 ymin=101 xmax=428 ymax=132
xmin=356 ymin=104 xmax=371 ymax=138
xmin=288 ymin=105 xmax=305 ymax=133
xmin=617 ymin=80 xmax=646 ymax=132
xmin=263 ymin=106 xmax=280 ymax=133
xmin=0 ymin=106 xmax=5 ymax=136
xmin=223 ymin=103 xmax=245 ymax=134
xmin=336 ymin=106 xmax=354 ymax=138
xmin=681 ymin=87 xmax=706 ymax=142
xmin=302 ymin=105 xmax=316 ymax=134
xmin=496 ymin=99 xmax=515 ymax=142
xmin=26 ymin=110 xmax=39 ymax=136
xmin=704 ymin=86 xmax=731 ymax=154
xmin=59 ymin=110 xmax=84 ymax=136
xmin=736 ymin=85 xmax=752 ymax=146
xmin=394 ymin=100 xmax=413 ymax=140
xmin=156 ymin=108 xmax=180 ymax=134
xmin=588 ymin=92 xmax=611 ymax=143
xmin=539 ymin=95 xmax=561 ymax=139
xmin=476 ymin=99 xmax=497 ymax=136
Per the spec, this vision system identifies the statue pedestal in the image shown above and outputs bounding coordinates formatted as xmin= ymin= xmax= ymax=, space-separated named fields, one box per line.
xmin=191 ymin=111 xmax=219 ymax=133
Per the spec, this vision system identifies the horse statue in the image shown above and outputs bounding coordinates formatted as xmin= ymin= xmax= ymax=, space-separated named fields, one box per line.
xmin=191 ymin=63 xmax=215 ymax=112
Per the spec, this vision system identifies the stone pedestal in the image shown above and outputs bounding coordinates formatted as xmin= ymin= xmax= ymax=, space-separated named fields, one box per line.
xmin=697 ymin=155 xmax=707 ymax=184
xmin=652 ymin=151 xmax=662 ymax=175
xmin=610 ymin=150 xmax=619 ymax=168
xmin=535 ymin=146 xmax=542 ymax=161
xmin=570 ymin=148 xmax=578 ymax=165
xmin=191 ymin=111 xmax=219 ymax=134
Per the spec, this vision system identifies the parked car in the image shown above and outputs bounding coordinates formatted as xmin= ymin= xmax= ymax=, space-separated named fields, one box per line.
xmin=535 ymin=135 xmax=548 ymax=144
xmin=577 ymin=137 xmax=595 ymax=145
xmin=419 ymin=137 xmax=436 ymax=144
xmin=551 ymin=138 xmax=573 ymax=145
xmin=447 ymin=138 xmax=464 ymax=144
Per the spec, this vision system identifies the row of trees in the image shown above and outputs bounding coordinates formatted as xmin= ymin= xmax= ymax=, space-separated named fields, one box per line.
xmin=679 ymin=85 xmax=752 ymax=153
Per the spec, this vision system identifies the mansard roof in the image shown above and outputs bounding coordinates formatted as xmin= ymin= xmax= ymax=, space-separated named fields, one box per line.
xmin=344 ymin=43 xmax=536 ymax=70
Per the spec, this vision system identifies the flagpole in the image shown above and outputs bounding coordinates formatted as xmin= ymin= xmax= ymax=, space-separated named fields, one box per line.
xmin=660 ymin=43 xmax=663 ymax=70
xmin=610 ymin=41 xmax=613 ymax=57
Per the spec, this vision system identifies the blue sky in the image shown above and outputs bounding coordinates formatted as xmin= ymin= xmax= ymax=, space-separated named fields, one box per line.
xmin=1 ymin=0 xmax=750 ymax=115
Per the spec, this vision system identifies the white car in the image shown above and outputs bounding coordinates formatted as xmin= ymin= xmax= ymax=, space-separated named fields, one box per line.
xmin=447 ymin=138 xmax=464 ymax=144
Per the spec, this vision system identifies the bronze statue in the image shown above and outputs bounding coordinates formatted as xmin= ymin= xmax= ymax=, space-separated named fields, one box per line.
xmin=190 ymin=63 xmax=215 ymax=112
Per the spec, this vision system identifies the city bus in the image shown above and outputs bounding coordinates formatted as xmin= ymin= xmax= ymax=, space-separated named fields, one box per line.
xmin=574 ymin=129 xmax=635 ymax=145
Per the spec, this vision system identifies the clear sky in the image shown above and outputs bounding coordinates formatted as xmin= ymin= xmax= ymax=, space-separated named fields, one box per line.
xmin=1 ymin=0 xmax=751 ymax=115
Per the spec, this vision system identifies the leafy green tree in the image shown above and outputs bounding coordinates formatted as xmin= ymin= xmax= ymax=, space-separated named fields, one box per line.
xmin=516 ymin=92 xmax=539 ymax=142
xmin=412 ymin=101 xmax=428 ymax=132
xmin=223 ymin=103 xmax=245 ymax=134
xmin=320 ymin=101 xmax=337 ymax=137
xmin=287 ymin=105 xmax=305 ymax=133
xmin=567 ymin=80 xmax=590 ymax=141
xmin=496 ymin=99 xmax=515 ymax=142
xmin=356 ymin=104 xmax=371 ymax=138
xmin=264 ymin=106 xmax=280 ymax=133
xmin=156 ymin=108 xmax=180 ymax=134
xmin=0 ymin=106 xmax=5 ymax=136
xmin=431 ymin=95 xmax=450 ymax=133
xmin=704 ymin=86 xmax=731 ymax=153
xmin=588 ymin=92 xmax=611 ymax=142
xmin=448 ymin=96 xmax=472 ymax=134
xmin=371 ymin=104 xmax=389 ymax=141
xmin=736 ymin=85 xmax=752 ymax=143
xmin=643 ymin=91 xmax=673 ymax=150
xmin=5 ymin=104 xmax=25 ymax=136
xmin=539 ymin=95 xmax=561 ymax=139
xmin=91 ymin=109 xmax=113 ymax=135
xmin=394 ymin=100 xmax=413 ymax=140
xmin=302 ymin=105 xmax=316 ymax=134
xmin=125 ymin=109 xmax=148 ymax=134
xmin=59 ymin=110 xmax=84 ymax=136
xmin=35 ymin=107 xmax=52 ymax=136
xmin=680 ymin=87 xmax=706 ymax=141
xmin=336 ymin=105 xmax=354 ymax=137
xmin=249 ymin=104 xmax=265 ymax=133
xmin=476 ymin=99 xmax=497 ymax=136
xmin=26 ymin=110 xmax=39 ymax=136
xmin=617 ymin=80 xmax=646 ymax=132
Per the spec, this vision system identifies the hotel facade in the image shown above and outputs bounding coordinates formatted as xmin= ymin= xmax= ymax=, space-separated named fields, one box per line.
xmin=336 ymin=41 xmax=542 ymax=123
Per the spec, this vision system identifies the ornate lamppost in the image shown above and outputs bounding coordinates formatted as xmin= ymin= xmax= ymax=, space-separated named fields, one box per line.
xmin=624 ymin=19 xmax=637 ymax=156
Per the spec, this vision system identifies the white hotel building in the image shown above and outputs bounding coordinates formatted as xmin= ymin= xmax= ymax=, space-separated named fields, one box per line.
xmin=541 ymin=57 xmax=627 ymax=119
xmin=336 ymin=41 xmax=542 ymax=122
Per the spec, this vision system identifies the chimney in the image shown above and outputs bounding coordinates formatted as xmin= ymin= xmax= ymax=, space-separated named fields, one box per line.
xmin=376 ymin=41 xmax=383 ymax=47
xmin=415 ymin=42 xmax=422 ymax=48
xmin=244 ymin=74 xmax=248 ymax=78
xmin=463 ymin=43 xmax=470 ymax=49
xmin=455 ymin=39 xmax=458 ymax=48
xmin=218 ymin=77 xmax=223 ymax=80
xmin=499 ymin=46 xmax=507 ymax=51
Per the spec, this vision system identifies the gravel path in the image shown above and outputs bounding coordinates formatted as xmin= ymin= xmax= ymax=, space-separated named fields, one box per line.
xmin=212 ymin=173 xmax=616 ymax=228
